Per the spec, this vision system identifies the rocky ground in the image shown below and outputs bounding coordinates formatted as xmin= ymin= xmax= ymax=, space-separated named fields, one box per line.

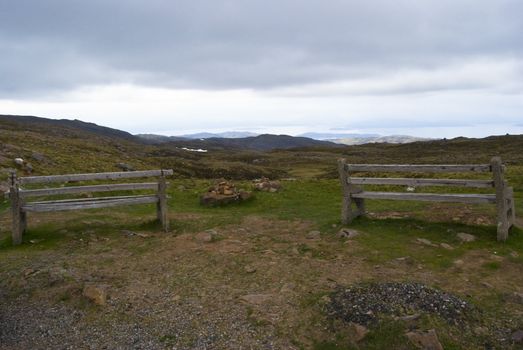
xmin=1 ymin=208 xmax=522 ymax=349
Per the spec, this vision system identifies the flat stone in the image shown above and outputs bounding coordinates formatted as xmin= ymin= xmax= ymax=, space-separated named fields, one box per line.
xmin=307 ymin=230 xmax=321 ymax=239
xmin=195 ymin=231 xmax=213 ymax=242
xmin=416 ymin=238 xmax=437 ymax=247
xmin=453 ymin=259 xmax=465 ymax=266
xmin=337 ymin=228 xmax=360 ymax=239
xmin=405 ymin=329 xmax=443 ymax=350
xmin=244 ymin=265 xmax=257 ymax=273
xmin=439 ymin=243 xmax=454 ymax=250
xmin=83 ymin=284 xmax=109 ymax=306
xmin=457 ymin=232 xmax=476 ymax=242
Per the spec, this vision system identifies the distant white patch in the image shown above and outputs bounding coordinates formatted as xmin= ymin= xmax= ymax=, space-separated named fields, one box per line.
xmin=181 ymin=147 xmax=208 ymax=153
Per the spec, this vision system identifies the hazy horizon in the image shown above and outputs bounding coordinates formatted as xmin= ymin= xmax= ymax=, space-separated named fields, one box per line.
xmin=1 ymin=1 xmax=522 ymax=138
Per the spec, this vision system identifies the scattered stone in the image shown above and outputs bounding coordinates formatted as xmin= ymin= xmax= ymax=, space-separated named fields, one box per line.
xmin=244 ymin=265 xmax=257 ymax=273
xmin=453 ymin=259 xmax=464 ymax=267
xmin=509 ymin=251 xmax=519 ymax=258
xmin=83 ymin=284 xmax=109 ymax=306
xmin=416 ymin=238 xmax=437 ymax=247
xmin=115 ymin=162 xmax=135 ymax=171
xmin=405 ymin=329 xmax=443 ymax=350
xmin=457 ymin=232 xmax=476 ymax=242
xmin=200 ymin=180 xmax=253 ymax=206
xmin=29 ymin=239 xmax=43 ymax=244
xmin=195 ymin=231 xmax=213 ymax=243
xmin=14 ymin=158 xmax=24 ymax=166
xmin=511 ymin=329 xmax=523 ymax=343
xmin=307 ymin=230 xmax=321 ymax=239
xmin=136 ymin=233 xmax=150 ymax=238
xmin=395 ymin=256 xmax=415 ymax=265
xmin=239 ymin=294 xmax=273 ymax=305
xmin=337 ymin=228 xmax=360 ymax=239
xmin=439 ymin=243 xmax=454 ymax=250
xmin=171 ymin=294 xmax=181 ymax=302
xmin=121 ymin=230 xmax=136 ymax=237
xmin=252 ymin=177 xmax=282 ymax=192
xmin=347 ymin=322 xmax=369 ymax=342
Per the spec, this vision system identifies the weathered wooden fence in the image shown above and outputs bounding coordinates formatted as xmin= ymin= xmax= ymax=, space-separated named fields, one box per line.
xmin=6 ymin=169 xmax=173 ymax=245
xmin=337 ymin=157 xmax=516 ymax=241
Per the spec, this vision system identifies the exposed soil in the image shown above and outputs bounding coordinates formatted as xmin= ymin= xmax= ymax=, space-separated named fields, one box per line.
xmin=0 ymin=215 xmax=522 ymax=349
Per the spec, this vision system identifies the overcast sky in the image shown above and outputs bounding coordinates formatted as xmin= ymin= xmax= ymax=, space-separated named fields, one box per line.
xmin=1 ymin=0 xmax=522 ymax=137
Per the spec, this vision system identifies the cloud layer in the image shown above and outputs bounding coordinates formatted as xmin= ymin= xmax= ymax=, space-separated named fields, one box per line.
xmin=1 ymin=0 xmax=522 ymax=96
xmin=0 ymin=1 xmax=522 ymax=137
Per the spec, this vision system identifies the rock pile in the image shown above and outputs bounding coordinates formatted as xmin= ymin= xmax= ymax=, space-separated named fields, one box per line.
xmin=325 ymin=282 xmax=475 ymax=326
xmin=200 ymin=180 xmax=252 ymax=206
xmin=252 ymin=177 xmax=281 ymax=192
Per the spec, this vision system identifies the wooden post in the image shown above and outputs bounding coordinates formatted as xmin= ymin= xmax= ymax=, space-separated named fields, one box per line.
xmin=491 ymin=157 xmax=509 ymax=241
xmin=506 ymin=187 xmax=516 ymax=226
xmin=9 ymin=171 xmax=23 ymax=245
xmin=157 ymin=171 xmax=169 ymax=232
xmin=338 ymin=159 xmax=352 ymax=224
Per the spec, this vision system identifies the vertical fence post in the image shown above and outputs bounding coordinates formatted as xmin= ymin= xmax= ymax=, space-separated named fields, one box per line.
xmin=338 ymin=159 xmax=352 ymax=225
xmin=157 ymin=170 xmax=169 ymax=232
xmin=9 ymin=171 xmax=23 ymax=245
xmin=491 ymin=157 xmax=509 ymax=241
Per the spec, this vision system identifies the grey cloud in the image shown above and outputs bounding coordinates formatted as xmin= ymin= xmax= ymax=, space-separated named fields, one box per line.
xmin=1 ymin=0 xmax=522 ymax=96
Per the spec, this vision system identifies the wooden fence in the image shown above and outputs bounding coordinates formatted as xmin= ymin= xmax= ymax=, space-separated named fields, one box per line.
xmin=337 ymin=157 xmax=516 ymax=241
xmin=6 ymin=169 xmax=173 ymax=245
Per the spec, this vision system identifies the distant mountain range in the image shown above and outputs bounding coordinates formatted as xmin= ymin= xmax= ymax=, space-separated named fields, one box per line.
xmin=138 ymin=131 xmax=431 ymax=145
xmin=157 ymin=134 xmax=342 ymax=151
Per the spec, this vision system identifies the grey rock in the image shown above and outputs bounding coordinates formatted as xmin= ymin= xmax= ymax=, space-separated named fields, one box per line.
xmin=457 ymin=232 xmax=476 ymax=242
xmin=416 ymin=238 xmax=437 ymax=247
xmin=307 ymin=230 xmax=321 ymax=239
xmin=115 ymin=162 xmax=135 ymax=171
xmin=337 ymin=228 xmax=360 ymax=239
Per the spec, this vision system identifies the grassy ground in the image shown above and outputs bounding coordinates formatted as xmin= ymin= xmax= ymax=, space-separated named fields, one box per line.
xmin=1 ymin=178 xmax=522 ymax=349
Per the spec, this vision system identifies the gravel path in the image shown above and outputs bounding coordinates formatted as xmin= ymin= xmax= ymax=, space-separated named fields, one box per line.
xmin=0 ymin=296 xmax=283 ymax=349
